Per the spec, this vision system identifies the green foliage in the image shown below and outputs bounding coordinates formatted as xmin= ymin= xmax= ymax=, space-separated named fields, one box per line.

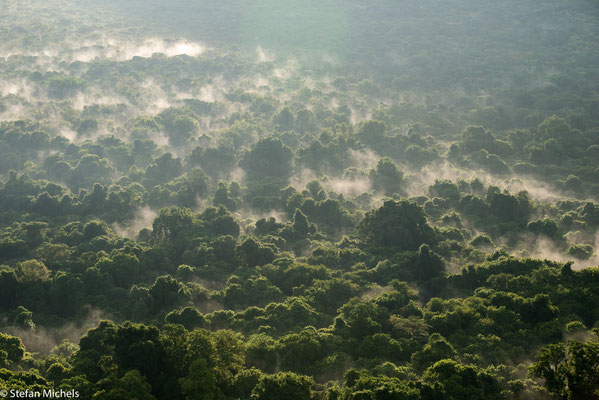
xmin=530 ymin=332 xmax=599 ymax=399
xmin=369 ymin=157 xmax=404 ymax=196
xmin=567 ymin=244 xmax=594 ymax=260
xmin=357 ymin=200 xmax=437 ymax=254
xmin=17 ymin=259 xmax=50 ymax=283
xmin=1 ymin=1 xmax=599 ymax=398
xmin=240 ymin=137 xmax=293 ymax=182
xmin=250 ymin=372 xmax=313 ymax=400
xmin=0 ymin=333 xmax=26 ymax=365
xmin=423 ymin=359 xmax=505 ymax=399
xmin=411 ymin=333 xmax=457 ymax=371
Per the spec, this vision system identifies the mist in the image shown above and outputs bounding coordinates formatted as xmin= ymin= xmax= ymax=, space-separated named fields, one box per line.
xmin=2 ymin=0 xmax=599 ymax=398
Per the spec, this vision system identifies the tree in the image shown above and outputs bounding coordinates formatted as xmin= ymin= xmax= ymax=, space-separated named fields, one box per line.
xmin=530 ymin=333 xmax=599 ymax=399
xmin=527 ymin=219 xmax=559 ymax=239
xmin=294 ymin=209 xmax=311 ymax=235
xmin=145 ymin=153 xmax=183 ymax=184
xmin=200 ymin=206 xmax=240 ymax=237
xmin=83 ymin=220 xmax=111 ymax=240
xmin=152 ymin=207 xmax=196 ymax=243
xmin=428 ymin=179 xmax=460 ymax=203
xmin=487 ymin=190 xmax=529 ymax=224
xmin=567 ymin=244 xmax=593 ymax=260
xmin=240 ymin=137 xmax=293 ymax=182
xmin=369 ymin=157 xmax=404 ymax=196
xmin=0 ymin=333 xmax=26 ymax=364
xmin=72 ymin=154 xmax=114 ymax=188
xmin=460 ymin=126 xmax=499 ymax=154
xmin=111 ymin=323 xmax=166 ymax=391
xmin=213 ymin=182 xmax=240 ymax=211
xmin=165 ymin=307 xmax=207 ymax=330
xmin=357 ymin=120 xmax=387 ymax=147
xmin=96 ymin=253 xmax=143 ymax=288
xmin=47 ymin=75 xmax=86 ymax=98
xmin=180 ymin=329 xmax=220 ymax=400
xmin=251 ymin=372 xmax=313 ymax=400
xmin=273 ymin=107 xmax=295 ymax=131
xmin=357 ymin=199 xmax=437 ymax=254
xmin=415 ymin=244 xmax=445 ymax=281
xmin=411 ymin=333 xmax=457 ymax=371
xmin=93 ymin=370 xmax=157 ymax=400
xmin=155 ymin=108 xmax=198 ymax=146
xmin=187 ymin=146 xmax=236 ymax=179
xmin=537 ymin=115 xmax=584 ymax=150
xmin=339 ymin=299 xmax=384 ymax=338
xmin=149 ymin=275 xmax=190 ymax=311
xmin=236 ymin=238 xmax=275 ymax=267
xmin=278 ymin=328 xmax=325 ymax=373
xmin=179 ymin=358 xmax=218 ymax=400
xmin=423 ymin=359 xmax=504 ymax=400
xmin=172 ymin=167 xmax=210 ymax=208
xmin=18 ymin=259 xmax=50 ymax=283
xmin=50 ymin=273 xmax=85 ymax=316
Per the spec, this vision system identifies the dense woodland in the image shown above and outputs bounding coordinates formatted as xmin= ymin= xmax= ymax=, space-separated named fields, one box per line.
xmin=1 ymin=0 xmax=599 ymax=398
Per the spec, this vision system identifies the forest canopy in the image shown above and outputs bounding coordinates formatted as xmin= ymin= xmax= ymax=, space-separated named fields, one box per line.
xmin=1 ymin=0 xmax=599 ymax=399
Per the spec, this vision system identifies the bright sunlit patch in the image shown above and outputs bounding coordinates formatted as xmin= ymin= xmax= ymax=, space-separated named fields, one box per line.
xmin=70 ymin=38 xmax=206 ymax=62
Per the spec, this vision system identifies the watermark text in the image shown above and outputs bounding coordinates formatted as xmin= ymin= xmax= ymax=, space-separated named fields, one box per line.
xmin=0 ymin=389 xmax=79 ymax=399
